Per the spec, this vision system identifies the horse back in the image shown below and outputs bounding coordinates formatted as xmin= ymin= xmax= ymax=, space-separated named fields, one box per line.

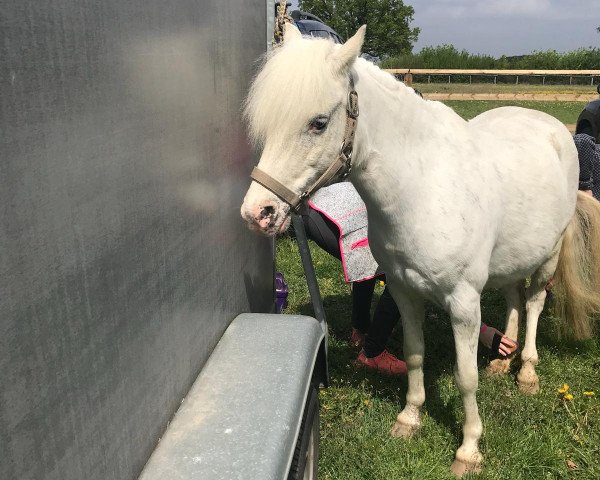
xmin=469 ymin=106 xmax=577 ymax=182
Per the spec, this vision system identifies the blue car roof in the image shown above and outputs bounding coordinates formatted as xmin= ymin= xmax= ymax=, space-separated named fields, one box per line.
xmin=295 ymin=19 xmax=343 ymax=43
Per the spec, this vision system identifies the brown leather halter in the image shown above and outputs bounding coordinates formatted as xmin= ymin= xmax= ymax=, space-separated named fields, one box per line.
xmin=250 ymin=76 xmax=359 ymax=213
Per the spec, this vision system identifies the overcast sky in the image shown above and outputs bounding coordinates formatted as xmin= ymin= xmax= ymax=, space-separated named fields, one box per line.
xmin=290 ymin=0 xmax=599 ymax=57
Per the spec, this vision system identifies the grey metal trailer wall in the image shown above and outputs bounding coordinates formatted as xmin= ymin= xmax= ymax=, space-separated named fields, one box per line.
xmin=0 ymin=1 xmax=272 ymax=479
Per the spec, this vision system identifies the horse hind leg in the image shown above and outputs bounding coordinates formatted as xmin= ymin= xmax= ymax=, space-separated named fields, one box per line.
xmin=487 ymin=281 xmax=525 ymax=375
xmin=389 ymin=287 xmax=425 ymax=439
xmin=517 ymin=241 xmax=562 ymax=395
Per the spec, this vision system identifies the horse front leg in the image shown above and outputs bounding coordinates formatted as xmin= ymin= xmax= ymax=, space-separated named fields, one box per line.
xmin=388 ymin=287 xmax=425 ymax=438
xmin=449 ymin=286 xmax=483 ymax=477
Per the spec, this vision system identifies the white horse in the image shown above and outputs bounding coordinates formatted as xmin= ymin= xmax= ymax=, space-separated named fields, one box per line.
xmin=241 ymin=24 xmax=600 ymax=476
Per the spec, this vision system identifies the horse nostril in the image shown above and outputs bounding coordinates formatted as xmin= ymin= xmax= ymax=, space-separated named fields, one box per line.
xmin=259 ymin=205 xmax=275 ymax=219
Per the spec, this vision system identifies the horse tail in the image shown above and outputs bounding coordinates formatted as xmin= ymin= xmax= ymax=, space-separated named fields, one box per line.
xmin=553 ymin=192 xmax=600 ymax=339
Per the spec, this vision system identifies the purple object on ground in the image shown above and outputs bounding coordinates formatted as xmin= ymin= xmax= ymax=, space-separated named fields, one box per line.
xmin=275 ymin=272 xmax=289 ymax=313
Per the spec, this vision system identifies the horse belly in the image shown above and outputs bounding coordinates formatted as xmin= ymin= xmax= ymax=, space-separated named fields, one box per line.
xmin=486 ymin=198 xmax=573 ymax=287
xmin=486 ymin=237 xmax=555 ymax=288
xmin=367 ymin=214 xmax=491 ymax=301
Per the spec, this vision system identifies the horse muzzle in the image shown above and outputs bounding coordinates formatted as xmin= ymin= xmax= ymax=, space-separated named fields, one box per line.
xmin=240 ymin=200 xmax=291 ymax=237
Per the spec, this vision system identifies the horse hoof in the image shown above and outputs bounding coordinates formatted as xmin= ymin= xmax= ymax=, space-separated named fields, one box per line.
xmin=390 ymin=419 xmax=418 ymax=438
xmin=486 ymin=358 xmax=511 ymax=375
xmin=518 ymin=378 xmax=540 ymax=395
xmin=450 ymin=458 xmax=482 ymax=477
xmin=517 ymin=370 xmax=540 ymax=395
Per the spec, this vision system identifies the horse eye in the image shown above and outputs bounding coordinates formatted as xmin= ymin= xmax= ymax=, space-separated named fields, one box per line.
xmin=308 ymin=116 xmax=329 ymax=133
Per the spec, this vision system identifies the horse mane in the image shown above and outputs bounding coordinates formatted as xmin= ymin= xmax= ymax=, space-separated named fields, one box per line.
xmin=244 ymin=37 xmax=340 ymax=146
xmin=245 ymin=36 xmax=462 ymax=147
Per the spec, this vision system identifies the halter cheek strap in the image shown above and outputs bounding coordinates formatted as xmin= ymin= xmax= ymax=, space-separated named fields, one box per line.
xmin=250 ymin=76 xmax=359 ymax=213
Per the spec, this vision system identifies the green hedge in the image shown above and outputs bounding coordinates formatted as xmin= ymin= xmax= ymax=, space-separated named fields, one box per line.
xmin=382 ymin=44 xmax=600 ymax=70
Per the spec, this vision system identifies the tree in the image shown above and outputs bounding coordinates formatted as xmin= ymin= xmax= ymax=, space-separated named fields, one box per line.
xmin=298 ymin=0 xmax=420 ymax=58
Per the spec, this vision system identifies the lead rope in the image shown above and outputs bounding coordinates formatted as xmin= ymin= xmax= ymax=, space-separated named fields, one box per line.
xmin=274 ymin=1 xmax=292 ymax=46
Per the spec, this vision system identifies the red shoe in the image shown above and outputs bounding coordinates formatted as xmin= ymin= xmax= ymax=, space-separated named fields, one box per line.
xmin=350 ymin=328 xmax=366 ymax=348
xmin=357 ymin=350 xmax=407 ymax=376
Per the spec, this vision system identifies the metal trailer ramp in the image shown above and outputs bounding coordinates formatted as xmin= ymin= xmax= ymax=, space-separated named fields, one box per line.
xmin=139 ymin=313 xmax=325 ymax=480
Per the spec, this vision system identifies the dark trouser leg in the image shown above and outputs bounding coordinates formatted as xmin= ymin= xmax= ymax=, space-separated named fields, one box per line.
xmin=301 ymin=208 xmax=341 ymax=260
xmin=364 ymin=286 xmax=401 ymax=358
xmin=351 ymin=278 xmax=376 ymax=333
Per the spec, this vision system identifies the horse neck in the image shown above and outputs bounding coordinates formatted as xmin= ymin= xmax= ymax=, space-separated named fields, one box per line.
xmin=349 ymin=60 xmax=468 ymax=209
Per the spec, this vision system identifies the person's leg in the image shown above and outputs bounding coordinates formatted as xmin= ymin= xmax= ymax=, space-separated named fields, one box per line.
xmin=357 ymin=285 xmax=407 ymax=376
xmin=351 ymin=278 xmax=376 ymax=334
xmin=363 ymin=286 xmax=400 ymax=357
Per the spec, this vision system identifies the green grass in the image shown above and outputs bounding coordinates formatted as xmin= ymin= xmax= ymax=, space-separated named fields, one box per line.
xmin=277 ymin=237 xmax=599 ymax=479
xmin=443 ymin=100 xmax=586 ymax=125
xmin=412 ymin=83 xmax=597 ymax=96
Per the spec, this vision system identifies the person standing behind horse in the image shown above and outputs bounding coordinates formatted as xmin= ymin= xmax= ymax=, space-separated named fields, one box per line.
xmin=574 ymin=133 xmax=600 ymax=199
xmin=301 ymin=182 xmax=407 ymax=375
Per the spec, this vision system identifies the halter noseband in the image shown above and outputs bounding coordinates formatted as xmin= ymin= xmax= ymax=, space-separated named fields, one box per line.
xmin=250 ymin=76 xmax=359 ymax=213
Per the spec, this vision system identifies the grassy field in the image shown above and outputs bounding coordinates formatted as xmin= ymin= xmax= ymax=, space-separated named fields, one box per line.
xmin=275 ymin=97 xmax=599 ymax=479
xmin=445 ymin=100 xmax=586 ymax=125
xmin=411 ymin=82 xmax=597 ymax=96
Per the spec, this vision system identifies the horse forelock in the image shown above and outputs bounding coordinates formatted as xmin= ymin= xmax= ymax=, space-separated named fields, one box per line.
xmin=244 ymin=37 xmax=343 ymax=146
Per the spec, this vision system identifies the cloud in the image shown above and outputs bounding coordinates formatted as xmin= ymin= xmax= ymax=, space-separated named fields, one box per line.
xmin=416 ymin=0 xmax=548 ymax=18
xmin=409 ymin=0 xmax=598 ymax=55
xmin=414 ymin=0 xmax=588 ymax=20
xmin=479 ymin=0 xmax=551 ymax=16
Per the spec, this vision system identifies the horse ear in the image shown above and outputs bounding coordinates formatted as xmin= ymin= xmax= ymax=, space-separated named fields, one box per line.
xmin=332 ymin=25 xmax=366 ymax=73
xmin=284 ymin=22 xmax=302 ymax=43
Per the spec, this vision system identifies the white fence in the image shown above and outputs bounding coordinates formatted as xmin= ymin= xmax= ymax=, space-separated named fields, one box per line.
xmin=384 ymin=69 xmax=600 ymax=86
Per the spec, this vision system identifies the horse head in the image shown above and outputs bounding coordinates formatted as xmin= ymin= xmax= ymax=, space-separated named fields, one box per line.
xmin=241 ymin=23 xmax=366 ymax=236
